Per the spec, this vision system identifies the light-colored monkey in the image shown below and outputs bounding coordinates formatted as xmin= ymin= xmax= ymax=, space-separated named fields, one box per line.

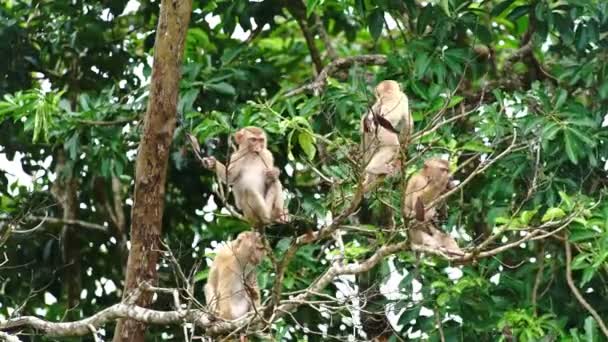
xmin=201 ymin=126 xmax=289 ymax=226
xmin=361 ymin=80 xmax=413 ymax=189
xmin=403 ymin=158 xmax=463 ymax=256
xmin=204 ymin=231 xmax=266 ymax=320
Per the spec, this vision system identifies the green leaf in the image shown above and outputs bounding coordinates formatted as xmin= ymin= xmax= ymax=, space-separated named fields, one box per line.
xmin=492 ymin=0 xmax=516 ymax=16
xmin=507 ymin=5 xmax=530 ymax=21
xmin=558 ymin=191 xmax=573 ymax=210
xmin=298 ymin=131 xmax=316 ymax=160
xmin=599 ymin=80 xmax=608 ymax=99
xmin=461 ymin=141 xmax=493 ymax=153
xmin=439 ymin=0 xmax=450 ymax=16
xmin=563 ymin=130 xmax=578 ymax=164
xmin=368 ymin=9 xmax=384 ymax=41
xmin=193 ymin=269 xmax=209 ymax=282
xmin=571 ymin=253 xmax=590 ymax=270
xmin=581 ymin=267 xmax=596 ymax=285
xmin=568 ymin=128 xmax=596 ymax=147
xmin=447 ymin=96 xmax=463 ymax=108
xmin=541 ymin=122 xmax=560 ymax=141
xmin=519 ymin=209 xmax=538 ymax=225
xmin=541 ymin=207 xmax=566 ymax=222
xmin=554 ymin=89 xmax=567 ymax=109
xmin=179 ymin=88 xmax=200 ymax=114
xmin=569 ymin=229 xmax=600 ymax=242
xmin=206 ymin=82 xmax=236 ymax=96
xmin=584 ymin=316 xmax=598 ymax=342
xmin=414 ymin=53 xmax=432 ymax=80
xmin=305 ymin=0 xmax=320 ymax=17
xmin=398 ymin=305 xmax=421 ymax=326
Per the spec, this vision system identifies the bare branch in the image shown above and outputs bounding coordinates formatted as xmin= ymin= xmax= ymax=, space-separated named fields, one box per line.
xmin=275 ymin=240 xmax=409 ymax=315
xmin=1 ymin=213 xmax=109 ymax=235
xmin=73 ymin=117 xmax=137 ymax=126
xmin=285 ymin=54 xmax=388 ymax=97
xmin=0 ymin=304 xmax=202 ymax=337
xmin=564 ymin=238 xmax=608 ymax=338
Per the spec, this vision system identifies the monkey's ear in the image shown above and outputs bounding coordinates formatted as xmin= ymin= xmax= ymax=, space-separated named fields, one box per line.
xmin=415 ymin=198 xmax=426 ymax=222
xmin=234 ymin=129 xmax=245 ymax=145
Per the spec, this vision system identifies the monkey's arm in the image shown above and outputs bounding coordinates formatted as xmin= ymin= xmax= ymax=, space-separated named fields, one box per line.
xmin=246 ymin=273 xmax=261 ymax=307
xmin=202 ymin=156 xmax=234 ymax=184
xmin=213 ymin=161 xmax=229 ymax=183
xmin=204 ymin=266 xmax=219 ymax=311
xmin=404 ymin=176 xmax=425 ymax=218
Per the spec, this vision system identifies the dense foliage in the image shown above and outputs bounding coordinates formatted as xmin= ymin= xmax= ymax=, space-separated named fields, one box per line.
xmin=1 ymin=0 xmax=608 ymax=340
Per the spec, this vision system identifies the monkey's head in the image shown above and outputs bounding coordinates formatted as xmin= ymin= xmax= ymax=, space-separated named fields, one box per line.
xmin=235 ymin=126 xmax=267 ymax=154
xmin=234 ymin=231 xmax=266 ymax=265
xmin=422 ymin=158 xmax=452 ymax=190
xmin=375 ymin=80 xmax=401 ymax=98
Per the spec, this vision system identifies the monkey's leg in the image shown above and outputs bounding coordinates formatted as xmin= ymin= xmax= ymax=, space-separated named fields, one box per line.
xmin=265 ymin=181 xmax=289 ymax=223
xmin=364 ymin=147 xmax=398 ymax=175
xmin=217 ymin=292 xmax=233 ymax=320
xmin=241 ymin=189 xmax=272 ymax=224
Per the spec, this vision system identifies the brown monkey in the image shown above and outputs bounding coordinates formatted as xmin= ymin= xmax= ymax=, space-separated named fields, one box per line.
xmin=204 ymin=231 xmax=266 ymax=320
xmin=202 ymin=127 xmax=288 ymax=226
xmin=403 ymin=158 xmax=453 ymax=221
xmin=403 ymin=158 xmax=463 ymax=256
xmin=361 ymin=80 xmax=413 ymax=189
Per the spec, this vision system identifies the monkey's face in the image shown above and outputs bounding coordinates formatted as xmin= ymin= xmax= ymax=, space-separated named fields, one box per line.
xmin=247 ymin=134 xmax=266 ymax=153
xmin=236 ymin=232 xmax=266 ymax=264
xmin=375 ymin=80 xmax=400 ymax=97
xmin=235 ymin=128 xmax=267 ymax=153
xmin=425 ymin=160 xmax=451 ymax=189
xmin=249 ymin=239 xmax=266 ymax=264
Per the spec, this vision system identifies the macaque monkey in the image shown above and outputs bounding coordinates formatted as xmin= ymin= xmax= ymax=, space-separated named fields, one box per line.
xmin=403 ymin=158 xmax=463 ymax=256
xmin=204 ymin=231 xmax=266 ymax=320
xmin=361 ymin=80 xmax=413 ymax=189
xmin=201 ymin=127 xmax=289 ymax=226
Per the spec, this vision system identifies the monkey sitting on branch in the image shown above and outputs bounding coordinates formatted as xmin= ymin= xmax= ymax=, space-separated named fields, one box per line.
xmin=189 ymin=126 xmax=289 ymax=227
xmin=361 ymin=80 xmax=413 ymax=191
xmin=204 ymin=231 xmax=266 ymax=325
xmin=403 ymin=158 xmax=464 ymax=256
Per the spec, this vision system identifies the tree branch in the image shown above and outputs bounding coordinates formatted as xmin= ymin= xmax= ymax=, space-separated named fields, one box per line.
xmin=14 ymin=216 xmax=108 ymax=233
xmin=285 ymin=54 xmax=388 ymax=97
xmin=1 ymin=213 xmax=583 ymax=339
xmin=564 ymin=238 xmax=608 ymax=338
xmin=73 ymin=117 xmax=137 ymax=126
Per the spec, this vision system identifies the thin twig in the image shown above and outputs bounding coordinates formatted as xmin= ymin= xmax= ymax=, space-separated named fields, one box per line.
xmin=564 ymin=237 xmax=608 ymax=337
xmin=285 ymin=55 xmax=388 ymax=97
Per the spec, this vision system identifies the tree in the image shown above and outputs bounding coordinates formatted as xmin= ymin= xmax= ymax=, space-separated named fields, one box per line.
xmin=112 ymin=1 xmax=192 ymax=341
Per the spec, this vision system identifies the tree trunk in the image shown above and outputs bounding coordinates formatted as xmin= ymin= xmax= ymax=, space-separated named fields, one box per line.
xmin=51 ymin=150 xmax=81 ymax=315
xmin=112 ymin=1 xmax=192 ymax=341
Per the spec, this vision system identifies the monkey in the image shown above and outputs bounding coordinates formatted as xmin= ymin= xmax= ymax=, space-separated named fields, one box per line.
xmin=204 ymin=231 xmax=266 ymax=321
xmin=403 ymin=158 xmax=453 ymax=221
xmin=361 ymin=80 xmax=413 ymax=190
xmin=403 ymin=158 xmax=463 ymax=256
xmin=201 ymin=126 xmax=289 ymax=226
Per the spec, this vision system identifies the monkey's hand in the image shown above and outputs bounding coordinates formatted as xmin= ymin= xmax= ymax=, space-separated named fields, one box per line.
xmin=363 ymin=115 xmax=374 ymax=133
xmin=275 ymin=209 xmax=290 ymax=224
xmin=202 ymin=156 xmax=216 ymax=169
xmin=265 ymin=167 xmax=280 ymax=183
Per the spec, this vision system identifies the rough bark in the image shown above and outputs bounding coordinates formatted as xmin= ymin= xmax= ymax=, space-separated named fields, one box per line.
xmin=51 ymin=150 xmax=81 ymax=313
xmin=112 ymin=1 xmax=192 ymax=341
